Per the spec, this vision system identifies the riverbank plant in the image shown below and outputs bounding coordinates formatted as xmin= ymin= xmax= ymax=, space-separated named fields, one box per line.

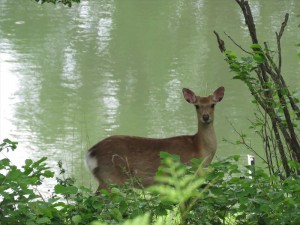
xmin=214 ymin=0 xmax=300 ymax=178
xmin=34 ymin=0 xmax=80 ymax=7
xmin=1 ymin=139 xmax=300 ymax=224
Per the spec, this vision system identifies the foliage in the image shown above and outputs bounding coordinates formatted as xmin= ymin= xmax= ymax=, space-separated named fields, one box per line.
xmin=34 ymin=0 xmax=80 ymax=7
xmin=1 ymin=140 xmax=300 ymax=224
xmin=151 ymin=153 xmax=300 ymax=225
xmin=188 ymin=158 xmax=300 ymax=225
xmin=0 ymin=139 xmax=169 ymax=224
xmin=148 ymin=152 xmax=206 ymax=224
xmin=0 ymin=139 xmax=60 ymax=224
xmin=214 ymin=0 xmax=300 ymax=178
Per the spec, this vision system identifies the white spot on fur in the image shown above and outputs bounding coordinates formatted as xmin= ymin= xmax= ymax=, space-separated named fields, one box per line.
xmin=86 ymin=151 xmax=98 ymax=172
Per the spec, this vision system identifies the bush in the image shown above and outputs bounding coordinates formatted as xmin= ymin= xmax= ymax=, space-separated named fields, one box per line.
xmin=0 ymin=139 xmax=167 ymax=224
xmin=1 ymin=139 xmax=300 ymax=225
xmin=186 ymin=158 xmax=300 ymax=225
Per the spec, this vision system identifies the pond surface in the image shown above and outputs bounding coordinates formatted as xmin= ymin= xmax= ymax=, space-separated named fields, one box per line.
xmin=1 ymin=0 xmax=300 ymax=187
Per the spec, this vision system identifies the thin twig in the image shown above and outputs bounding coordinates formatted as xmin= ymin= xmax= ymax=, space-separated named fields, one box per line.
xmin=226 ymin=118 xmax=268 ymax=164
xmin=263 ymin=42 xmax=279 ymax=73
xmin=224 ymin=32 xmax=252 ymax=54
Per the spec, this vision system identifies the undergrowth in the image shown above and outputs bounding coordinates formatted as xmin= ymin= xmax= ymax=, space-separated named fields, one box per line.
xmin=1 ymin=139 xmax=300 ymax=225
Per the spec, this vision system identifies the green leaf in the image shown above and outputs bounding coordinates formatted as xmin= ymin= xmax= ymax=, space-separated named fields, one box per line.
xmin=0 ymin=139 xmax=18 ymax=152
xmin=54 ymin=184 xmax=78 ymax=195
xmin=7 ymin=167 xmax=22 ymax=180
xmin=0 ymin=158 xmax=10 ymax=167
xmin=232 ymin=75 xmax=244 ymax=80
xmin=160 ymin=151 xmax=180 ymax=161
xmin=90 ymin=221 xmax=107 ymax=225
xmin=232 ymin=155 xmax=240 ymax=161
xmin=72 ymin=215 xmax=82 ymax=225
xmin=26 ymin=221 xmax=36 ymax=225
xmin=43 ymin=170 xmax=54 ymax=178
xmin=25 ymin=159 xmax=33 ymax=167
xmin=36 ymin=217 xmax=51 ymax=224
xmin=32 ymin=157 xmax=48 ymax=168
xmin=122 ymin=214 xmax=150 ymax=225
xmin=253 ymin=53 xmax=265 ymax=63
xmin=259 ymin=204 xmax=269 ymax=213
xmin=110 ymin=208 xmax=123 ymax=222
xmin=119 ymin=200 xmax=128 ymax=213
xmin=288 ymin=160 xmax=300 ymax=170
xmin=92 ymin=200 xmax=103 ymax=209
xmin=225 ymin=50 xmax=237 ymax=59
xmin=111 ymin=187 xmax=121 ymax=194
xmin=250 ymin=44 xmax=262 ymax=49
xmin=4 ymin=139 xmax=18 ymax=149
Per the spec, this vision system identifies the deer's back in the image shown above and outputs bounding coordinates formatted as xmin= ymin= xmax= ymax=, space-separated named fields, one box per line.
xmin=87 ymin=135 xmax=198 ymax=186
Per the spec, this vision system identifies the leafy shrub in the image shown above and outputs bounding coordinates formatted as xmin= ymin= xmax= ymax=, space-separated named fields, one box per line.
xmin=155 ymin=154 xmax=300 ymax=225
xmin=0 ymin=139 xmax=169 ymax=224
xmin=1 ymin=139 xmax=300 ymax=225
xmin=147 ymin=152 xmax=300 ymax=225
xmin=35 ymin=0 xmax=80 ymax=7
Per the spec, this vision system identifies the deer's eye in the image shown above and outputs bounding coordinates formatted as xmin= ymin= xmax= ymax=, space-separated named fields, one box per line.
xmin=211 ymin=104 xmax=215 ymax=109
xmin=195 ymin=105 xmax=199 ymax=109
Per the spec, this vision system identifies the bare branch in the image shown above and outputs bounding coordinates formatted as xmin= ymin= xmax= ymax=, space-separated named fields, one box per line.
xmin=235 ymin=0 xmax=258 ymax=44
xmin=224 ymin=32 xmax=252 ymax=54
xmin=277 ymin=13 xmax=289 ymax=39
xmin=213 ymin=31 xmax=226 ymax=53
xmin=276 ymin=13 xmax=289 ymax=73
xmin=226 ymin=119 xmax=268 ymax=164
xmin=263 ymin=42 xmax=279 ymax=72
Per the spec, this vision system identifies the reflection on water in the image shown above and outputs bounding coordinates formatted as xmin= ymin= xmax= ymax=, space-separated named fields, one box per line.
xmin=61 ymin=46 xmax=81 ymax=90
xmin=0 ymin=0 xmax=300 ymax=187
xmin=101 ymin=74 xmax=120 ymax=132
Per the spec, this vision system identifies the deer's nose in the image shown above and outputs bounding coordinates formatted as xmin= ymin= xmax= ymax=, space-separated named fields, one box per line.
xmin=203 ymin=114 xmax=209 ymax=122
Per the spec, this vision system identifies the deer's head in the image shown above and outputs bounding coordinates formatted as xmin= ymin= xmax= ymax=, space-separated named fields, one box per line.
xmin=183 ymin=87 xmax=225 ymax=124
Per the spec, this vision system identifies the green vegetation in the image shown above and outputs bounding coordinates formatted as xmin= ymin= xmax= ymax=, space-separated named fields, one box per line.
xmin=34 ymin=0 xmax=80 ymax=7
xmin=214 ymin=0 xmax=300 ymax=178
xmin=1 ymin=139 xmax=300 ymax=224
xmin=8 ymin=1 xmax=299 ymax=224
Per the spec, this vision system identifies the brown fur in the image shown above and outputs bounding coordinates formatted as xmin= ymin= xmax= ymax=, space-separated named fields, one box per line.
xmin=86 ymin=87 xmax=225 ymax=191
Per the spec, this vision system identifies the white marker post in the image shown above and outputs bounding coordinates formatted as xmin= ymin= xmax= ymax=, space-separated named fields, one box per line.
xmin=247 ymin=154 xmax=255 ymax=178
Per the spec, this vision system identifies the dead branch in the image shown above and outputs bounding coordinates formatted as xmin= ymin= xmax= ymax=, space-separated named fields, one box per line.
xmin=213 ymin=30 xmax=226 ymax=53
xmin=224 ymin=32 xmax=252 ymax=54
xmin=235 ymin=0 xmax=258 ymax=44
xmin=276 ymin=13 xmax=289 ymax=73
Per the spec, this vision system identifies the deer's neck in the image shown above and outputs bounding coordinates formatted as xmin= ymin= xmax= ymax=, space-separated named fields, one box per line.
xmin=194 ymin=122 xmax=217 ymax=161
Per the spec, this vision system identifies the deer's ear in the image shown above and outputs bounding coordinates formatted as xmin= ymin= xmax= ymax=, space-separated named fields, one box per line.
xmin=212 ymin=86 xmax=225 ymax=102
xmin=182 ymin=88 xmax=197 ymax=103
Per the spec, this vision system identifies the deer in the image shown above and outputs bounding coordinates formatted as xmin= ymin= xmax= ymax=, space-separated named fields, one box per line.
xmin=86 ymin=86 xmax=225 ymax=191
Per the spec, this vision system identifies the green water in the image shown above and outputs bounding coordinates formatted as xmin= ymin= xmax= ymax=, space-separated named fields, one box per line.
xmin=0 ymin=0 xmax=299 ymax=187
